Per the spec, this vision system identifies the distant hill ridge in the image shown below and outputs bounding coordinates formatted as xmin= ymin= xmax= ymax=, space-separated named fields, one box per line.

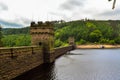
xmin=1 ymin=20 xmax=120 ymax=47
xmin=2 ymin=27 xmax=29 ymax=35
xmin=2 ymin=20 xmax=120 ymax=36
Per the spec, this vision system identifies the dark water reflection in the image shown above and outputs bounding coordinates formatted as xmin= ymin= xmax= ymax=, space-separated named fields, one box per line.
xmin=12 ymin=63 xmax=56 ymax=80
xmin=13 ymin=49 xmax=120 ymax=80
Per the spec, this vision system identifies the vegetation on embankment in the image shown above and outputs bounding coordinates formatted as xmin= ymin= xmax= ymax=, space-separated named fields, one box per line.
xmin=1 ymin=20 xmax=120 ymax=47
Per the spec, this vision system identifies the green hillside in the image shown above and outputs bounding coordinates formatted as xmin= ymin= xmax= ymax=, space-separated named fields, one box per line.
xmin=2 ymin=27 xmax=29 ymax=35
xmin=54 ymin=20 xmax=120 ymax=47
xmin=1 ymin=20 xmax=120 ymax=47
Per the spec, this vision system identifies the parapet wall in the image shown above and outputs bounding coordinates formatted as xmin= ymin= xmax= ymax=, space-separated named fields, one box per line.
xmin=0 ymin=46 xmax=43 ymax=80
xmin=55 ymin=46 xmax=73 ymax=58
xmin=0 ymin=45 xmax=74 ymax=80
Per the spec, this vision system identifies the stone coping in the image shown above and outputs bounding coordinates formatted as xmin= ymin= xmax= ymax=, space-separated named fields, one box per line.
xmin=0 ymin=46 xmax=39 ymax=49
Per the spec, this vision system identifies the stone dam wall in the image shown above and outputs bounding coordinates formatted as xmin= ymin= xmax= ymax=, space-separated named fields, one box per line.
xmin=54 ymin=46 xmax=74 ymax=58
xmin=0 ymin=46 xmax=73 ymax=80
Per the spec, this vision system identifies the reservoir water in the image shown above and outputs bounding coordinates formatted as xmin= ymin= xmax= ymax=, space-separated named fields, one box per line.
xmin=14 ymin=49 xmax=120 ymax=80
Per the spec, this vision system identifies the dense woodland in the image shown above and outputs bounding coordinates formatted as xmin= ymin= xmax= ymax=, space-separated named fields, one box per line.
xmin=1 ymin=27 xmax=30 ymax=47
xmin=0 ymin=26 xmax=3 ymax=47
xmin=0 ymin=20 xmax=120 ymax=47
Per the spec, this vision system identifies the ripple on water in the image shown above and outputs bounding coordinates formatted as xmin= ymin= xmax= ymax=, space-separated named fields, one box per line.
xmin=13 ymin=49 xmax=120 ymax=80
xmin=54 ymin=49 xmax=120 ymax=80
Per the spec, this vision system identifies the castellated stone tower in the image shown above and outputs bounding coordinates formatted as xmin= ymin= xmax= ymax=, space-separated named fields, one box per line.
xmin=68 ymin=37 xmax=76 ymax=49
xmin=68 ymin=37 xmax=75 ymax=45
xmin=30 ymin=21 xmax=55 ymax=63
xmin=30 ymin=21 xmax=54 ymax=46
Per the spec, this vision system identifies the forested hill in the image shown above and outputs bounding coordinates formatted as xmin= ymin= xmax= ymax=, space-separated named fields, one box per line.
xmin=54 ymin=20 xmax=120 ymax=46
xmin=2 ymin=20 xmax=120 ymax=35
xmin=1 ymin=20 xmax=120 ymax=47
xmin=2 ymin=27 xmax=29 ymax=35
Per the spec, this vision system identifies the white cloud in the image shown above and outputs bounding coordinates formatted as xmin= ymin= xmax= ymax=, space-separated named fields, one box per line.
xmin=59 ymin=0 xmax=86 ymax=10
xmin=0 ymin=0 xmax=120 ymax=28
xmin=0 ymin=2 xmax=8 ymax=11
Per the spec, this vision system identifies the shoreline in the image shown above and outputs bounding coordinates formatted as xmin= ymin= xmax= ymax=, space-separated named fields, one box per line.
xmin=77 ymin=45 xmax=120 ymax=49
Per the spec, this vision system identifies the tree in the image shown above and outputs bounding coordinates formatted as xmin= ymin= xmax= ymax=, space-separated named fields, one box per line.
xmin=89 ymin=30 xmax=102 ymax=42
xmin=2 ymin=34 xmax=31 ymax=47
xmin=86 ymin=22 xmax=96 ymax=32
xmin=0 ymin=25 xmax=3 ymax=47
xmin=55 ymin=39 xmax=63 ymax=47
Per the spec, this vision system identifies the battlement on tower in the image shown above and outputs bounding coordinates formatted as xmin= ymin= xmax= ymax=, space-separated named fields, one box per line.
xmin=30 ymin=21 xmax=54 ymax=46
xmin=30 ymin=21 xmax=53 ymax=28
xmin=30 ymin=21 xmax=54 ymax=35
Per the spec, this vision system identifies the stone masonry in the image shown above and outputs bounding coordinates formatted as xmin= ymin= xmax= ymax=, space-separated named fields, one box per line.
xmin=0 ymin=21 xmax=75 ymax=80
xmin=30 ymin=21 xmax=55 ymax=63
xmin=0 ymin=46 xmax=43 ymax=80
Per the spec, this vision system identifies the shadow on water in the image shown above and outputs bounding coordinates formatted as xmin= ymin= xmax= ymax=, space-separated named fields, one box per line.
xmin=12 ymin=62 xmax=56 ymax=80
xmin=11 ymin=49 xmax=120 ymax=80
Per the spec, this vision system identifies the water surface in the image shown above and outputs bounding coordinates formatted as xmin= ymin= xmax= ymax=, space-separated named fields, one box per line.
xmin=14 ymin=49 xmax=120 ymax=80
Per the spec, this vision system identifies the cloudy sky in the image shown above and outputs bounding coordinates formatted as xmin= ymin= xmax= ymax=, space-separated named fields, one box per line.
xmin=0 ymin=0 xmax=120 ymax=28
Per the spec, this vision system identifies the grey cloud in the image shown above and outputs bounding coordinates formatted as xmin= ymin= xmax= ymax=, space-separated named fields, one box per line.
xmin=0 ymin=16 xmax=31 ymax=28
xmin=49 ymin=12 xmax=72 ymax=21
xmin=49 ymin=12 xmax=64 ymax=16
xmin=15 ymin=17 xmax=31 ymax=25
xmin=21 ymin=18 xmax=31 ymax=25
xmin=0 ymin=19 xmax=23 ymax=28
xmin=59 ymin=0 xmax=85 ymax=10
xmin=91 ymin=8 xmax=120 ymax=20
xmin=97 ymin=9 xmax=120 ymax=16
xmin=0 ymin=2 xmax=8 ymax=11
xmin=69 ymin=0 xmax=83 ymax=6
